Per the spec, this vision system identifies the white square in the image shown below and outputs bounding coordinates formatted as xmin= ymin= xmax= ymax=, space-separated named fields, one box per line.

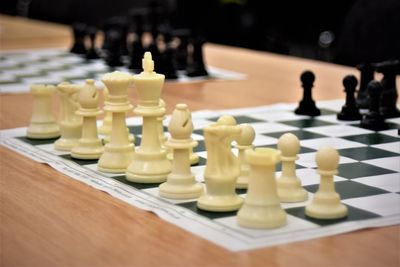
xmin=275 ymin=167 xmax=347 ymax=187
xmin=305 ymin=125 xmax=373 ymax=137
xmin=363 ymin=156 xmax=400 ymax=172
xmin=250 ymin=122 xmax=298 ymax=134
xmin=248 ymin=111 xmax=307 ymax=122
xmin=301 ymin=137 xmax=366 ymax=150
xmin=252 ymin=134 xmax=278 ymax=147
xmin=297 ymin=152 xmax=357 ymax=168
xmin=387 ymin=117 xmax=400 ymax=124
xmin=192 ymin=118 xmax=216 ymax=130
xmin=316 ymin=99 xmax=344 ymax=112
xmin=191 ymin=165 xmax=206 ymax=182
xmin=371 ymin=142 xmax=400 ymax=154
xmin=36 ymin=143 xmax=70 ymax=156
xmin=353 ymin=173 xmax=400 ymax=193
xmin=317 ymin=114 xmax=360 ymax=125
xmin=343 ymin=193 xmax=400 ymax=216
xmin=378 ymin=129 xmax=400 ymax=138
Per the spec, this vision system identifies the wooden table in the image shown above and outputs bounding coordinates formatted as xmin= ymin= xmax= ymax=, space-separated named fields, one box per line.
xmin=1 ymin=14 xmax=399 ymax=266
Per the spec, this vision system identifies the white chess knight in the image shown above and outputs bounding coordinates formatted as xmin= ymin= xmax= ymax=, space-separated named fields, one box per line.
xmin=159 ymin=104 xmax=203 ymax=199
xmin=306 ymin=147 xmax=348 ymax=219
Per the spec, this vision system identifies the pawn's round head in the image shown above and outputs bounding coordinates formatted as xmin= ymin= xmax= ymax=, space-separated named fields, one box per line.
xmin=301 ymin=70 xmax=315 ymax=85
xmin=278 ymin=133 xmax=300 ymax=157
xmin=237 ymin=123 xmax=255 ymax=146
xmin=316 ymin=146 xmax=339 ymax=172
xmin=79 ymin=79 xmax=99 ymax=108
xmin=343 ymin=75 xmax=358 ymax=91
xmin=217 ymin=115 xmax=237 ymax=126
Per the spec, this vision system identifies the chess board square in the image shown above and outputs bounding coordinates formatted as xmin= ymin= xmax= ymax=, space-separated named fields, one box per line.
xmin=304 ymin=180 xmax=390 ymax=200
xmin=142 ymin=187 xmax=205 ymax=204
xmin=246 ymin=122 xmax=298 ymax=134
xmin=16 ymin=136 xmax=59 ymax=146
xmin=279 ymin=167 xmax=347 ymax=187
xmin=59 ymin=154 xmax=99 ymax=166
xmin=316 ymin=99 xmax=346 ymax=112
xmin=387 ymin=117 xmax=400 ymax=124
xmin=342 ymin=133 xmax=400 ymax=145
xmin=286 ymin=205 xmax=380 ymax=226
xmin=371 ymin=142 xmax=400 ymax=154
xmin=191 ymin=165 xmax=206 ymax=182
xmin=192 ymin=118 xmax=216 ymax=130
xmin=296 ymin=152 xmax=357 ymax=168
xmin=263 ymin=130 xmax=326 ymax=140
xmin=279 ymin=119 xmax=335 ymax=128
xmin=352 ymin=173 xmax=400 ymax=193
xmin=317 ymin=114 xmax=360 ymax=125
xmin=193 ymin=140 xmax=206 ymax=153
xmin=259 ymin=144 xmax=315 ymax=154
xmin=208 ymin=115 xmax=265 ymax=124
xmin=248 ymin=111 xmax=308 ymax=122
xmin=111 ymin=175 xmax=161 ymax=190
xmin=363 ymin=156 xmax=400 ymax=172
xmin=300 ymin=137 xmax=366 ymax=150
xmin=320 ymin=109 xmax=338 ymax=115
xmin=379 ymin=129 xmax=400 ymax=138
xmin=305 ymin=125 xmax=373 ymax=137
xmin=128 ymin=125 xmax=144 ymax=136
xmin=343 ymin=193 xmax=400 ymax=216
xmin=35 ymin=143 xmax=70 ymax=156
xmin=338 ymin=147 xmax=399 ymax=161
xmin=252 ymin=134 xmax=278 ymax=147
xmin=338 ymin=162 xmax=396 ymax=179
xmin=177 ymin=201 xmax=239 ymax=220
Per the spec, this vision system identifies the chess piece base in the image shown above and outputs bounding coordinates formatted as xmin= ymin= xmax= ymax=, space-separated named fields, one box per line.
xmin=55 ymin=138 xmax=79 ymax=151
xmin=236 ymin=176 xmax=248 ymax=189
xmin=337 ymin=109 xmax=362 ymax=121
xmin=126 ymin=152 xmax=171 ymax=183
xmin=97 ymin=144 xmax=134 ymax=173
xmin=71 ymin=140 xmax=103 ymax=159
xmin=277 ymin=177 xmax=308 ymax=202
xmin=197 ymin=195 xmax=243 ymax=212
xmin=27 ymin=123 xmax=60 ymax=139
xmin=159 ymin=179 xmax=203 ymax=199
xmin=305 ymin=192 xmax=348 ymax=219
xmin=237 ymin=203 xmax=287 ymax=229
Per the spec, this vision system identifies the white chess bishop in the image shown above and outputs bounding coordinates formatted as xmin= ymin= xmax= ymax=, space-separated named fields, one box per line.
xmin=305 ymin=147 xmax=348 ymax=219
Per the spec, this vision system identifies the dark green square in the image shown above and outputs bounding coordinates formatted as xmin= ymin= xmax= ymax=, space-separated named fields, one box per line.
xmin=338 ymin=147 xmax=399 ymax=161
xmin=128 ymin=125 xmax=143 ymax=136
xmin=207 ymin=116 xmax=265 ymax=124
xmin=337 ymin=162 xmax=396 ymax=179
xmin=177 ymin=201 xmax=238 ymax=219
xmin=111 ymin=175 xmax=161 ymax=190
xmin=16 ymin=136 xmax=60 ymax=146
xmin=342 ymin=133 xmax=399 ymax=145
xmin=286 ymin=204 xmax=380 ymax=226
xmin=193 ymin=140 xmax=206 ymax=153
xmin=196 ymin=156 xmax=207 ymax=166
xmin=60 ymin=154 xmax=99 ymax=165
xmin=263 ymin=130 xmax=326 ymax=140
xmin=257 ymin=144 xmax=315 ymax=154
xmin=304 ymin=180 xmax=390 ymax=200
xmin=278 ymin=119 xmax=334 ymax=128
xmin=320 ymin=109 xmax=338 ymax=115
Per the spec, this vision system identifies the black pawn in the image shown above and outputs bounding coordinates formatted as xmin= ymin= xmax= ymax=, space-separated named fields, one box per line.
xmin=337 ymin=75 xmax=362 ymax=120
xmin=161 ymin=28 xmax=178 ymax=80
xmin=174 ymin=29 xmax=190 ymax=70
xmin=70 ymin=23 xmax=87 ymax=55
xmin=373 ymin=60 xmax=400 ymax=118
xmin=356 ymin=63 xmax=374 ymax=109
xmin=105 ymin=29 xmax=124 ymax=67
xmin=186 ymin=37 xmax=208 ymax=77
xmin=360 ymin=80 xmax=388 ymax=131
xmin=128 ymin=13 xmax=145 ymax=71
xmin=85 ymin=26 xmax=100 ymax=60
xmin=295 ymin=71 xmax=321 ymax=116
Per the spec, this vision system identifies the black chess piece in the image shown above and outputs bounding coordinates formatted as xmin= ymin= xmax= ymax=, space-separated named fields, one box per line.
xmin=186 ymin=36 xmax=208 ymax=77
xmin=174 ymin=29 xmax=191 ymax=70
xmin=104 ymin=29 xmax=124 ymax=67
xmin=294 ymin=71 xmax=321 ymax=116
xmin=160 ymin=26 xmax=178 ymax=80
xmin=337 ymin=75 xmax=362 ymax=120
xmin=356 ymin=63 xmax=374 ymax=109
xmin=360 ymin=80 xmax=388 ymax=131
xmin=128 ymin=13 xmax=145 ymax=71
xmin=85 ymin=26 xmax=100 ymax=60
xmin=373 ymin=59 xmax=400 ymax=118
xmin=70 ymin=23 xmax=87 ymax=55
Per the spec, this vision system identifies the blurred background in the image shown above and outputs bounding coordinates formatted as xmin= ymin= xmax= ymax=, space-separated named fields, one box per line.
xmin=1 ymin=0 xmax=399 ymax=67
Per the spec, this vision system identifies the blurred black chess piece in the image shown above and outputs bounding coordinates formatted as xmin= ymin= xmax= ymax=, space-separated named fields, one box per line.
xmin=160 ymin=25 xmax=178 ymax=80
xmin=128 ymin=12 xmax=145 ymax=71
xmin=373 ymin=59 xmax=400 ymax=118
xmin=70 ymin=23 xmax=87 ymax=55
xmin=186 ymin=36 xmax=208 ymax=77
xmin=104 ymin=29 xmax=124 ymax=67
xmin=360 ymin=80 xmax=388 ymax=131
xmin=295 ymin=71 xmax=321 ymax=116
xmin=356 ymin=63 xmax=374 ymax=109
xmin=85 ymin=26 xmax=100 ymax=60
xmin=337 ymin=75 xmax=362 ymax=120
xmin=174 ymin=29 xmax=191 ymax=71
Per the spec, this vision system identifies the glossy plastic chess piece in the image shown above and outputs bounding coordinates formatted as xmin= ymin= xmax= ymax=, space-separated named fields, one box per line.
xmin=337 ymin=75 xmax=362 ymax=121
xmin=236 ymin=123 xmax=256 ymax=189
xmin=356 ymin=63 xmax=374 ymax=109
xmin=295 ymin=70 xmax=321 ymax=116
xmin=360 ymin=80 xmax=388 ymax=131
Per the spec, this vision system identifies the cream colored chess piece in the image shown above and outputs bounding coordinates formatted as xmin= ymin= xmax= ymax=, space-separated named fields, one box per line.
xmin=54 ymin=82 xmax=82 ymax=150
xmin=237 ymin=147 xmax=287 ymax=229
xmin=159 ymin=104 xmax=203 ymax=199
xmin=71 ymin=79 xmax=103 ymax=159
xmin=97 ymin=71 xmax=135 ymax=172
xmin=305 ymin=147 xmax=348 ymax=219
xmin=236 ymin=123 xmax=255 ymax=189
xmin=197 ymin=115 xmax=243 ymax=212
xmin=126 ymin=52 xmax=171 ymax=183
xmin=27 ymin=84 xmax=60 ymax=139
xmin=277 ymin=133 xmax=308 ymax=202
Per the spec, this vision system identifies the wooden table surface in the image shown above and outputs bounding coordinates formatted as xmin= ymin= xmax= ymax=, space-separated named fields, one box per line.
xmin=1 ymin=14 xmax=399 ymax=266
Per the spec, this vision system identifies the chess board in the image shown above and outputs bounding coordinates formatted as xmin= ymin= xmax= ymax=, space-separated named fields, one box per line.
xmin=1 ymin=99 xmax=399 ymax=251
xmin=0 ymin=48 xmax=245 ymax=93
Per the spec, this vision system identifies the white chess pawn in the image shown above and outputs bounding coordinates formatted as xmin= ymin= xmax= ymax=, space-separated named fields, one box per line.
xmin=305 ymin=147 xmax=348 ymax=219
xmin=277 ymin=133 xmax=308 ymax=202
xmin=54 ymin=82 xmax=82 ymax=151
xmin=236 ymin=123 xmax=255 ymax=189
xmin=27 ymin=84 xmax=60 ymax=139
xmin=159 ymin=104 xmax=203 ymax=199
xmin=197 ymin=115 xmax=243 ymax=212
xmin=237 ymin=147 xmax=287 ymax=229
xmin=71 ymin=79 xmax=103 ymax=159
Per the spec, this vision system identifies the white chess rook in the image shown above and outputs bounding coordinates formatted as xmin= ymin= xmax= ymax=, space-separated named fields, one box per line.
xmin=237 ymin=147 xmax=287 ymax=229
xmin=97 ymin=71 xmax=135 ymax=173
xmin=126 ymin=52 xmax=171 ymax=183
xmin=26 ymin=84 xmax=60 ymax=139
xmin=197 ymin=115 xmax=243 ymax=212
xmin=54 ymin=82 xmax=82 ymax=151
xmin=236 ymin=123 xmax=255 ymax=189
xmin=159 ymin=104 xmax=203 ymax=199
xmin=305 ymin=147 xmax=348 ymax=219
xmin=277 ymin=133 xmax=308 ymax=202
xmin=71 ymin=79 xmax=103 ymax=159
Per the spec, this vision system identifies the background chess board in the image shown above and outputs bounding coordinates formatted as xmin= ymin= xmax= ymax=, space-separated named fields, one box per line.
xmin=1 ymin=99 xmax=399 ymax=251
xmin=0 ymin=49 xmax=245 ymax=93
